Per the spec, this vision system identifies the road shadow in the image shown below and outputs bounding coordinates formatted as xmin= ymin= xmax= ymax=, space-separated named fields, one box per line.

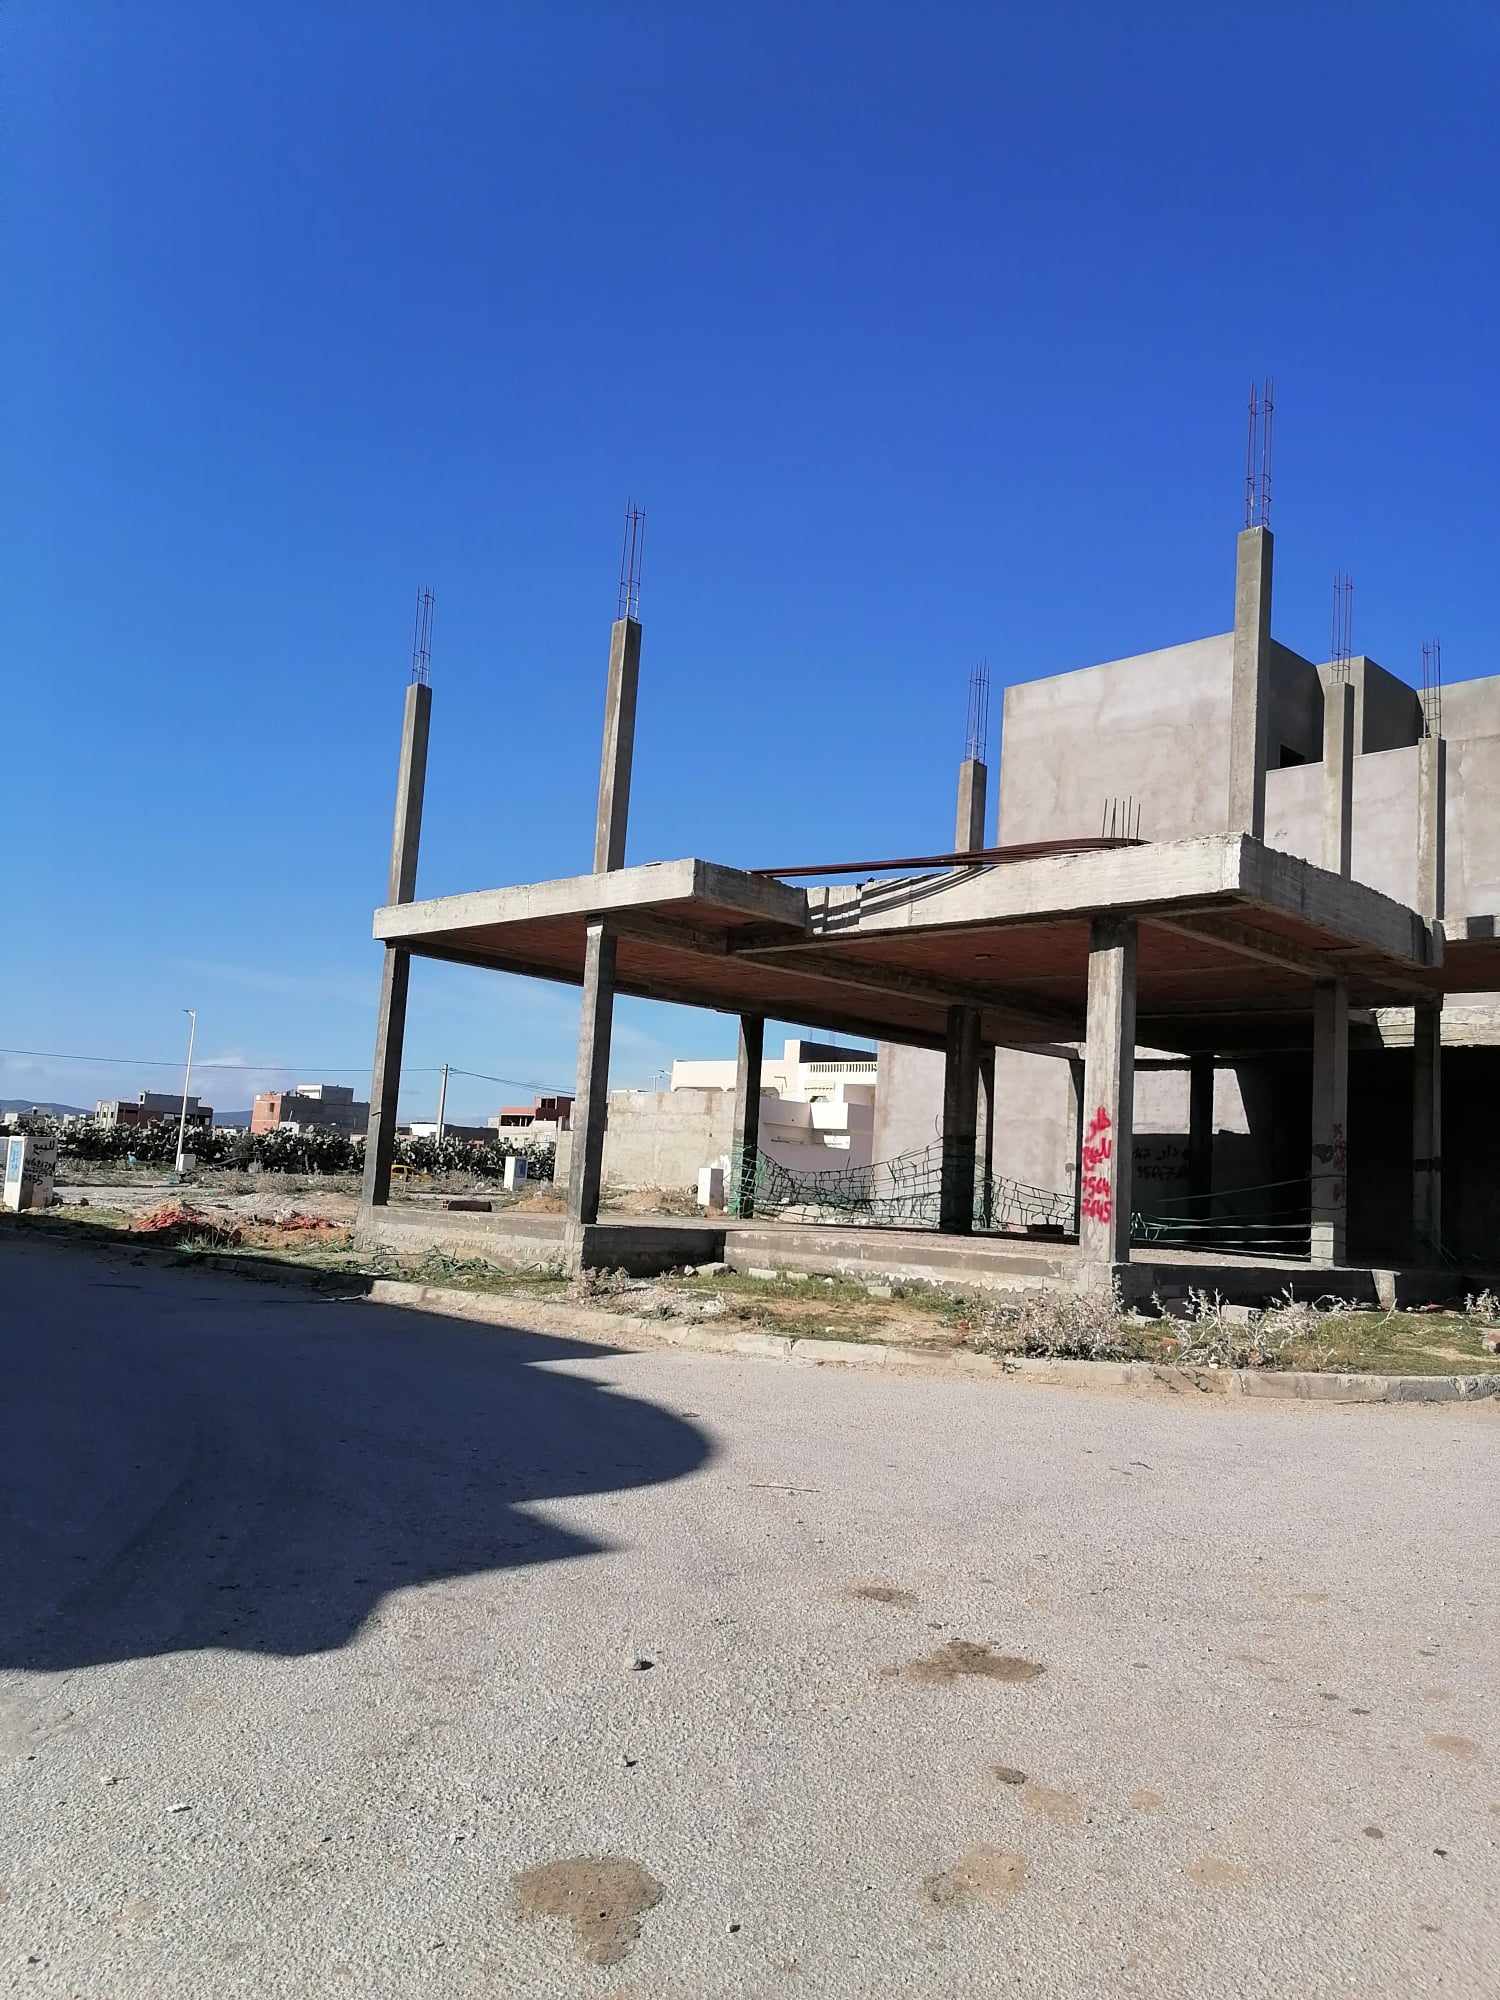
xmin=0 ymin=1238 xmax=711 ymax=1671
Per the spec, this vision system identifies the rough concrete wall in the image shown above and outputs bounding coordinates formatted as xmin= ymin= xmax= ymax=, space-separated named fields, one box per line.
xmin=998 ymin=636 xmax=1235 ymax=845
xmin=1433 ymin=675 xmax=1500 ymax=744
xmin=871 ymin=1043 xmax=946 ymax=1161
xmin=1445 ymin=733 xmax=1500 ymax=915
xmin=1265 ymin=745 xmax=1420 ymax=908
xmin=991 ymin=1049 xmax=1075 ymax=1195
xmin=1351 ymin=658 xmax=1423 ymax=752
xmin=1267 ymin=644 xmax=1323 ymax=764
xmin=554 ymin=1087 xmax=736 ymax=1193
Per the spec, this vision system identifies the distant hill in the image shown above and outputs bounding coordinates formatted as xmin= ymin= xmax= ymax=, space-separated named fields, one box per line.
xmin=1 ymin=1099 xmax=88 ymax=1118
xmin=214 ymin=1109 xmax=252 ymax=1129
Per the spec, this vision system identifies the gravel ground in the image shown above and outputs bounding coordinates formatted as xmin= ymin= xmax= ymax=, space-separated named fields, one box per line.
xmin=1 ymin=1238 xmax=1496 ymax=1997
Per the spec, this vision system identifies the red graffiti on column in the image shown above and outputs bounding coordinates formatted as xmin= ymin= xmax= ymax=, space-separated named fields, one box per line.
xmin=1080 ymin=1104 xmax=1113 ymax=1223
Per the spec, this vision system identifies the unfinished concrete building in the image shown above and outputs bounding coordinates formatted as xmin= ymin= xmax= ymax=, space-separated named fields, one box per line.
xmin=357 ymin=485 xmax=1500 ymax=1301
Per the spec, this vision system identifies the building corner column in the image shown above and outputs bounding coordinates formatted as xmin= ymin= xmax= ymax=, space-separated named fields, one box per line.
xmin=1322 ymin=677 xmax=1355 ymax=877
xmin=954 ymin=758 xmax=988 ymax=854
xmin=1227 ymin=526 xmax=1273 ymax=839
xmin=938 ymin=1005 xmax=981 ymax=1234
xmin=728 ymin=1014 xmax=765 ymax=1218
xmin=567 ymin=614 xmax=643 ymax=1227
xmin=1309 ymin=979 xmax=1349 ymax=1267
xmin=1078 ymin=916 xmax=1137 ymax=1289
xmin=361 ymin=679 xmax=431 ymax=1213
xmin=1187 ymin=1053 xmax=1214 ymax=1205
xmin=1412 ymin=1003 xmax=1442 ymax=1263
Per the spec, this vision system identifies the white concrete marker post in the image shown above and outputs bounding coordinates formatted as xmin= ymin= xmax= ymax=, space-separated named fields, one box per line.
xmin=3 ymin=1134 xmax=57 ymax=1212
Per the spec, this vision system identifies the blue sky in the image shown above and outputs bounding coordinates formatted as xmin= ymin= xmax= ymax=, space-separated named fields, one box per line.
xmin=6 ymin=2 xmax=1497 ymax=1120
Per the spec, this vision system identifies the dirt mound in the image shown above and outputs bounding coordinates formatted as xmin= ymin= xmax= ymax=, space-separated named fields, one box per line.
xmin=130 ymin=1203 xmax=243 ymax=1248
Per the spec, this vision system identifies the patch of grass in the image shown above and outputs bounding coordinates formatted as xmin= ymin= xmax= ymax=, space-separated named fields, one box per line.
xmin=15 ymin=1207 xmax=1500 ymax=1375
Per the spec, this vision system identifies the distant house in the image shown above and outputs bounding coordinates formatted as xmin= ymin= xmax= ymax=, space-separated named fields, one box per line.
xmin=251 ymin=1083 xmax=369 ymax=1135
xmin=95 ymin=1092 xmax=214 ymax=1131
xmin=487 ymin=1093 xmax=573 ymax=1144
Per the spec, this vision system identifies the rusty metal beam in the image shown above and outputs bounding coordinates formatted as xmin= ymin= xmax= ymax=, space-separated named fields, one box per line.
xmin=750 ymin=835 xmax=1140 ymax=879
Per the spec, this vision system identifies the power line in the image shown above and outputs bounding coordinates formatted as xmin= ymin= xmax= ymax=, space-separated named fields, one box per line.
xmin=447 ymin=1066 xmax=574 ymax=1095
xmin=0 ymin=1048 xmax=573 ymax=1096
xmin=0 ymin=1048 xmax=411 ymax=1074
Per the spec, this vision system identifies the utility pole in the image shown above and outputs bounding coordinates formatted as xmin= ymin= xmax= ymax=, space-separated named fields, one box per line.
xmin=435 ymin=1062 xmax=449 ymax=1143
xmin=175 ymin=1008 xmax=197 ymax=1175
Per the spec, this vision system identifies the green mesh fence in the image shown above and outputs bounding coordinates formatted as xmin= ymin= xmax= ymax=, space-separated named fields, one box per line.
xmin=732 ymin=1140 xmax=1074 ymax=1234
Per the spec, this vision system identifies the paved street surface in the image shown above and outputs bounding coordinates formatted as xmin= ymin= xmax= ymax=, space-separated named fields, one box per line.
xmin=2 ymin=1240 xmax=1496 ymax=1997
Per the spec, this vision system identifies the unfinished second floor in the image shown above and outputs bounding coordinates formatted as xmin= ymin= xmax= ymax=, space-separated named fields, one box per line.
xmin=999 ymin=633 xmax=1500 ymax=920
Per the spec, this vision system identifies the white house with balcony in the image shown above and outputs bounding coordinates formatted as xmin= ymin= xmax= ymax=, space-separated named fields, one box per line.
xmin=671 ymin=1038 xmax=878 ymax=1173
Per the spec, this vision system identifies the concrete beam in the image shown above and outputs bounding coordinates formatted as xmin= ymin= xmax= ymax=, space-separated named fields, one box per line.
xmin=728 ymin=1014 xmax=764 ymax=1218
xmin=729 ymin=941 xmax=1079 ymax=1039
xmin=1323 ymin=678 xmax=1354 ymax=878
xmin=567 ymin=921 xmax=617 ymax=1225
xmin=594 ymin=617 xmax=641 ymax=873
xmin=1412 ymin=1001 xmax=1442 ymax=1260
xmin=1227 ymin=526 xmax=1273 ymax=838
xmin=955 ymin=758 xmax=988 ymax=853
xmin=1310 ymin=979 xmax=1349 ymax=1266
xmin=939 ymin=1005 xmax=981 ymax=1234
xmin=1079 ymin=916 xmax=1137 ymax=1280
xmin=375 ymin=856 xmax=809 ymax=946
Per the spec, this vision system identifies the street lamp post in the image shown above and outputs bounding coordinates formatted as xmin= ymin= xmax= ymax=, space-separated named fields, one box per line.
xmin=175 ymin=1008 xmax=197 ymax=1176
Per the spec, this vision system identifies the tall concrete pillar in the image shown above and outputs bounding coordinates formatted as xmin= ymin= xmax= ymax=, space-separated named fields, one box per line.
xmin=728 ymin=1013 xmax=765 ymax=1218
xmin=594 ymin=617 xmax=642 ymax=873
xmin=567 ymin=921 xmax=617 ymax=1225
xmin=1417 ymin=734 xmax=1446 ymax=922
xmin=938 ymin=1005 xmax=981 ymax=1234
xmin=361 ymin=680 xmax=432 ymax=1210
xmin=1322 ymin=678 xmax=1355 ymax=877
xmin=954 ymin=758 xmax=988 ymax=854
xmin=1309 ymin=979 xmax=1349 ymax=1266
xmin=1079 ymin=916 xmax=1137 ymax=1277
xmin=1412 ymin=1003 xmax=1443 ymax=1261
xmin=977 ymin=1048 xmax=996 ymax=1229
xmin=1227 ymin=526 xmax=1273 ymax=838
xmin=1188 ymin=1053 xmax=1215 ymax=1204
xmin=567 ymin=615 xmax=643 ymax=1224
xmin=1068 ymin=1055 xmax=1085 ymax=1231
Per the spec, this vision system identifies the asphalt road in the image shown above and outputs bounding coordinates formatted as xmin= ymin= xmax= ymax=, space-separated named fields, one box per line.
xmin=1 ymin=1238 xmax=1496 ymax=1998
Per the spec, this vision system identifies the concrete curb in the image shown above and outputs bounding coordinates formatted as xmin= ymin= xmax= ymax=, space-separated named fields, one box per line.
xmin=11 ymin=1226 xmax=1500 ymax=1406
xmin=359 ymin=1275 xmax=1500 ymax=1405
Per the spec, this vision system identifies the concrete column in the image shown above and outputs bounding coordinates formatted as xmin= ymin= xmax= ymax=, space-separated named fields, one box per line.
xmin=1227 ymin=526 xmax=1273 ymax=838
xmin=1309 ymin=979 xmax=1349 ymax=1267
xmin=977 ymin=1048 xmax=996 ymax=1229
xmin=361 ymin=949 xmax=411 ymax=1209
xmin=1188 ymin=1053 xmax=1214 ymax=1204
xmin=594 ymin=617 xmax=642 ymax=873
xmin=938 ymin=1005 xmax=981 ymax=1234
xmin=567 ymin=617 xmax=644 ymax=1225
xmin=1417 ymin=734 xmax=1446 ymax=922
xmin=1322 ymin=678 xmax=1355 ymax=877
xmin=360 ymin=681 xmax=432 ymax=1210
xmin=954 ymin=758 xmax=988 ymax=854
xmin=1068 ymin=1056 xmax=1085 ymax=1231
xmin=567 ymin=920 xmax=617 ymax=1225
xmin=1079 ymin=916 xmax=1137 ymax=1275
xmin=728 ymin=1013 xmax=765 ymax=1218
xmin=1412 ymin=1002 xmax=1443 ymax=1261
